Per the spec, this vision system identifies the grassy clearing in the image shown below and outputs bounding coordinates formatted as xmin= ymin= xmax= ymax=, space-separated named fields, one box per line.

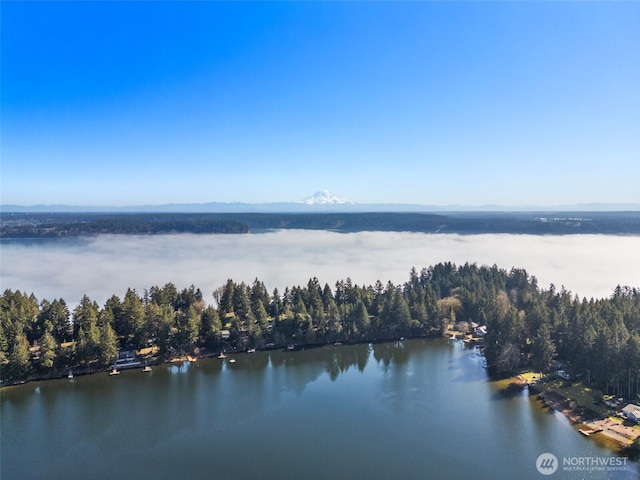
xmin=138 ymin=346 xmax=159 ymax=357
xmin=519 ymin=371 xmax=541 ymax=383
xmin=540 ymin=378 xmax=609 ymax=417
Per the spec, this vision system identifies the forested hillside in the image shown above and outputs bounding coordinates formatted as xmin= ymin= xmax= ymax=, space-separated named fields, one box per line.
xmin=2 ymin=263 xmax=639 ymax=396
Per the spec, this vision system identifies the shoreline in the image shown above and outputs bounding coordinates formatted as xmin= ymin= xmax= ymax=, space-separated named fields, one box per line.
xmin=1 ymin=348 xmax=220 ymax=388
xmin=526 ymin=382 xmax=639 ymax=453
xmin=0 ymin=335 xmax=432 ymax=388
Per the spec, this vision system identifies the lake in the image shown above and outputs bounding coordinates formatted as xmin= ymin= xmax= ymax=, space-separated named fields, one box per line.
xmin=1 ymin=339 xmax=637 ymax=480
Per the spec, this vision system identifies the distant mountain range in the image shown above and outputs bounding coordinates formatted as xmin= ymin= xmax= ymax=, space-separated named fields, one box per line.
xmin=1 ymin=190 xmax=638 ymax=213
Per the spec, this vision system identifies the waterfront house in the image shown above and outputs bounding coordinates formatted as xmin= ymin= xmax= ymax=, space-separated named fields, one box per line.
xmin=622 ymin=403 xmax=640 ymax=423
xmin=114 ymin=350 xmax=142 ymax=369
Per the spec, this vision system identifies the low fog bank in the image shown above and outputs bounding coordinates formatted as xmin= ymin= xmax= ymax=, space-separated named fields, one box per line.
xmin=1 ymin=231 xmax=638 ymax=306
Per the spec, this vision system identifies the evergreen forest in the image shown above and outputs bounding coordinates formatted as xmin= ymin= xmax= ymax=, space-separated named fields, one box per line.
xmin=2 ymin=263 xmax=640 ymax=399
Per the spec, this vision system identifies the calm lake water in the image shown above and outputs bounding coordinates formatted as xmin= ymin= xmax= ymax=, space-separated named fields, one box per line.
xmin=2 ymin=339 xmax=637 ymax=480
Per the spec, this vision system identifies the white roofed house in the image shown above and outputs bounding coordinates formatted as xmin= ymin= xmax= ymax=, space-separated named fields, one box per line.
xmin=622 ymin=403 xmax=640 ymax=423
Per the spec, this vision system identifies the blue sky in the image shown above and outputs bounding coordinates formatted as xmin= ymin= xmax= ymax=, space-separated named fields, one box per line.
xmin=2 ymin=1 xmax=639 ymax=207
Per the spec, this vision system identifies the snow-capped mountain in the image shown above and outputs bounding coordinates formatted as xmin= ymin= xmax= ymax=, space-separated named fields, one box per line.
xmin=300 ymin=190 xmax=353 ymax=205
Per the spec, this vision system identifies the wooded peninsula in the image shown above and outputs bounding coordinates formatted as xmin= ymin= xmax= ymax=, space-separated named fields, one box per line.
xmin=2 ymin=211 xmax=640 ymax=237
xmin=2 ymin=262 xmax=640 ymax=404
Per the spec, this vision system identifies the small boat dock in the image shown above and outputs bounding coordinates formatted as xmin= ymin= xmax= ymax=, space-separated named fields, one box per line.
xmin=578 ymin=427 xmax=602 ymax=436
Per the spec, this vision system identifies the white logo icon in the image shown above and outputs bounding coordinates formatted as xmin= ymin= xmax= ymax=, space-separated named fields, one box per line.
xmin=536 ymin=453 xmax=558 ymax=475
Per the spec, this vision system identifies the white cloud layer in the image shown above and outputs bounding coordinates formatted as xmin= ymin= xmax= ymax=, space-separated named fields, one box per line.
xmin=1 ymin=231 xmax=639 ymax=306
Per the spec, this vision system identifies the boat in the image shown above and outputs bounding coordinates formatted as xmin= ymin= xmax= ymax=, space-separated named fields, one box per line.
xmin=229 ymin=359 xmax=236 ymax=364
xmin=217 ymin=353 xmax=227 ymax=359
xmin=142 ymin=365 xmax=152 ymax=372
xmin=247 ymin=348 xmax=256 ymax=353
xmin=67 ymin=370 xmax=73 ymax=379
xmin=109 ymin=368 xmax=120 ymax=376
xmin=287 ymin=345 xmax=295 ymax=351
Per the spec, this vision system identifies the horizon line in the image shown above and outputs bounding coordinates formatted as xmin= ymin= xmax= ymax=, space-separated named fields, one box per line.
xmin=2 ymin=200 xmax=640 ymax=213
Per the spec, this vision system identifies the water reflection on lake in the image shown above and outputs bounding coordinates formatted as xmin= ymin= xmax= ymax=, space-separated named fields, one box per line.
xmin=2 ymin=339 xmax=637 ymax=480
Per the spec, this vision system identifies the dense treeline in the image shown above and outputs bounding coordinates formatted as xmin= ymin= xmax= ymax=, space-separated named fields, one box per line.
xmin=3 ymin=211 xmax=640 ymax=237
xmin=216 ymin=211 xmax=640 ymax=235
xmin=1 ymin=263 xmax=640 ymax=398
xmin=0 ymin=213 xmax=249 ymax=237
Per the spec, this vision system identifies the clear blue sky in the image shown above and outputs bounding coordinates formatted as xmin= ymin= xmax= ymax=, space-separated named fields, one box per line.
xmin=2 ymin=1 xmax=639 ymax=207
